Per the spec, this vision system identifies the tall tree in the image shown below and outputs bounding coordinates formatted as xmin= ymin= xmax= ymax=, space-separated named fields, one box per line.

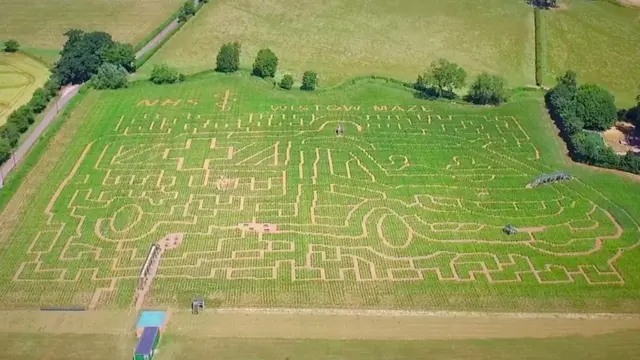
xmin=466 ymin=73 xmax=507 ymax=105
xmin=252 ymin=49 xmax=278 ymax=78
xmin=575 ymin=84 xmax=617 ymax=131
xmin=55 ymin=30 xmax=116 ymax=84
xmin=426 ymin=59 xmax=466 ymax=98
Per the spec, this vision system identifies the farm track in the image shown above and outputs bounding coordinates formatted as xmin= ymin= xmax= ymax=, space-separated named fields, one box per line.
xmin=2 ymin=308 xmax=640 ymax=340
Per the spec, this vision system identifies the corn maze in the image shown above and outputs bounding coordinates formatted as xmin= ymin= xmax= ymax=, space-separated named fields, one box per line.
xmin=1 ymin=83 xmax=639 ymax=310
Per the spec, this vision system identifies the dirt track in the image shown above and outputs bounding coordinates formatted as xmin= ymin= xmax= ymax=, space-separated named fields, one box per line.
xmin=4 ymin=309 xmax=640 ymax=340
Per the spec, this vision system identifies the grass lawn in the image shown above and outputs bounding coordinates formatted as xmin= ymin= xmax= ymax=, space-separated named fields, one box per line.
xmin=0 ymin=52 xmax=49 ymax=125
xmin=541 ymin=0 xmax=640 ymax=106
xmin=1 ymin=330 xmax=640 ymax=360
xmin=0 ymin=0 xmax=186 ymax=49
xmin=141 ymin=0 xmax=536 ymax=87
xmin=1 ymin=72 xmax=640 ymax=312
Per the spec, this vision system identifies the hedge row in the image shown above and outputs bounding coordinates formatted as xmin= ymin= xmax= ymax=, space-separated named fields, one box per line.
xmin=546 ymin=80 xmax=640 ymax=174
xmin=0 ymin=75 xmax=61 ymax=167
xmin=534 ymin=8 xmax=544 ymax=87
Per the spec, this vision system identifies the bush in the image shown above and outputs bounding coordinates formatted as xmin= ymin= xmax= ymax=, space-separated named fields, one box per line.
xmin=466 ymin=73 xmax=507 ymax=105
xmin=28 ymin=88 xmax=49 ymax=113
xmin=44 ymin=75 xmax=62 ymax=99
xmin=575 ymin=84 xmax=617 ymax=131
xmin=0 ymin=122 xmax=21 ymax=147
xmin=3 ymin=39 xmax=19 ymax=53
xmin=149 ymin=64 xmax=182 ymax=84
xmin=216 ymin=42 xmax=241 ymax=73
xmin=0 ymin=137 xmax=11 ymax=164
xmin=252 ymin=49 xmax=278 ymax=78
xmin=178 ymin=0 xmax=196 ymax=22
xmin=9 ymin=105 xmax=35 ymax=126
xmin=92 ymin=63 xmax=129 ymax=89
xmin=301 ymin=71 xmax=318 ymax=91
xmin=279 ymin=74 xmax=294 ymax=90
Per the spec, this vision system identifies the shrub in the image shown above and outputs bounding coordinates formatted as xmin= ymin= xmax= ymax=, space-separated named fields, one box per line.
xmin=28 ymin=88 xmax=49 ymax=113
xmin=178 ymin=0 xmax=196 ymax=22
xmin=279 ymin=74 xmax=294 ymax=90
xmin=44 ymin=75 xmax=62 ymax=99
xmin=92 ymin=63 xmax=129 ymax=89
xmin=9 ymin=105 xmax=35 ymax=126
xmin=150 ymin=64 xmax=182 ymax=84
xmin=4 ymin=39 xmax=20 ymax=53
xmin=466 ymin=73 xmax=507 ymax=105
xmin=216 ymin=42 xmax=241 ymax=73
xmin=301 ymin=71 xmax=318 ymax=91
xmin=0 ymin=137 xmax=11 ymax=164
xmin=0 ymin=122 xmax=21 ymax=147
xmin=575 ymin=84 xmax=617 ymax=131
xmin=252 ymin=49 xmax=278 ymax=78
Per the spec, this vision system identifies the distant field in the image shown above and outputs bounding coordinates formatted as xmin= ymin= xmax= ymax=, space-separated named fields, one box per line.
xmin=142 ymin=0 xmax=536 ymax=87
xmin=0 ymin=0 xmax=185 ymax=48
xmin=0 ymin=52 xmax=49 ymax=125
xmin=2 ymin=73 xmax=640 ymax=312
xmin=542 ymin=0 xmax=640 ymax=106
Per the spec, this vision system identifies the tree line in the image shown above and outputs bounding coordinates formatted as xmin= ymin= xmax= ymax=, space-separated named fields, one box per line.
xmin=547 ymin=70 xmax=640 ymax=174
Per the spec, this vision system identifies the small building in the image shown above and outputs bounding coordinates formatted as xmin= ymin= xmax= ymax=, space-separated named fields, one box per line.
xmin=133 ymin=326 xmax=160 ymax=360
xmin=192 ymin=297 xmax=205 ymax=314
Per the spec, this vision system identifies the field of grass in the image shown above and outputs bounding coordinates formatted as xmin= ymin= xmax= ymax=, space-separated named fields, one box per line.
xmin=0 ymin=0 xmax=186 ymax=49
xmin=541 ymin=0 xmax=640 ymax=106
xmin=0 ymin=52 xmax=49 ymax=125
xmin=1 ymin=72 xmax=640 ymax=312
xmin=141 ymin=0 xmax=536 ymax=87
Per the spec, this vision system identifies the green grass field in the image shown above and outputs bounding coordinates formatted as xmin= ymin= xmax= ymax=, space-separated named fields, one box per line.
xmin=541 ymin=0 xmax=640 ymax=106
xmin=0 ymin=0 xmax=185 ymax=49
xmin=1 ymin=72 xmax=640 ymax=312
xmin=2 ymin=330 xmax=640 ymax=360
xmin=141 ymin=0 xmax=536 ymax=87
xmin=0 ymin=52 xmax=49 ymax=125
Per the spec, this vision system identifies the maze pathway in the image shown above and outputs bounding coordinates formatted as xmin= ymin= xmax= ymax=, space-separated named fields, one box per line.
xmin=5 ymin=89 xmax=640 ymax=308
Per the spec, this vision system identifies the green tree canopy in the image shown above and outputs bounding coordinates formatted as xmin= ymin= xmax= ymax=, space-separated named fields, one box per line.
xmin=575 ymin=84 xmax=617 ymax=131
xmin=54 ymin=30 xmax=133 ymax=85
xmin=279 ymin=74 xmax=294 ymax=90
xmin=216 ymin=42 xmax=241 ymax=73
xmin=252 ymin=49 xmax=278 ymax=78
xmin=0 ymin=137 xmax=11 ymax=165
xmin=92 ymin=63 xmax=129 ymax=89
xmin=150 ymin=64 xmax=183 ymax=84
xmin=3 ymin=39 xmax=20 ymax=53
xmin=466 ymin=73 xmax=507 ymax=105
xmin=178 ymin=0 xmax=196 ymax=22
xmin=425 ymin=59 xmax=466 ymax=98
xmin=103 ymin=42 xmax=136 ymax=72
xmin=301 ymin=71 xmax=318 ymax=91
